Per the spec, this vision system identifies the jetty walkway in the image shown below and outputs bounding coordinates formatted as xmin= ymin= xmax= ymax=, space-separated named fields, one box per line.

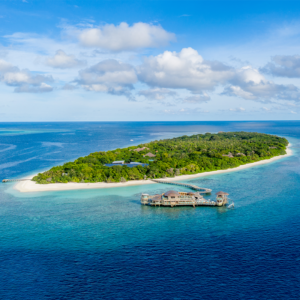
xmin=2 ymin=179 xmax=30 ymax=183
xmin=152 ymin=179 xmax=212 ymax=194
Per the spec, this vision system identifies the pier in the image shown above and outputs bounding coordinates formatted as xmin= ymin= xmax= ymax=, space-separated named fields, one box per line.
xmin=151 ymin=179 xmax=212 ymax=194
xmin=140 ymin=179 xmax=219 ymax=207
xmin=141 ymin=186 xmax=231 ymax=208
xmin=2 ymin=179 xmax=30 ymax=183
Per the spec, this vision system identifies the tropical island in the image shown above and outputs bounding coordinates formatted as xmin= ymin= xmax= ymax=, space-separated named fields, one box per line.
xmin=32 ymin=132 xmax=288 ymax=184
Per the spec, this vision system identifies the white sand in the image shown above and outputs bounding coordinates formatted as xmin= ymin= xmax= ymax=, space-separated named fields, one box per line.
xmin=14 ymin=144 xmax=292 ymax=193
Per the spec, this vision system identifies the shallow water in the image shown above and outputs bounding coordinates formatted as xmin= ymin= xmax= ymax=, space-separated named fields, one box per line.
xmin=0 ymin=121 xmax=300 ymax=299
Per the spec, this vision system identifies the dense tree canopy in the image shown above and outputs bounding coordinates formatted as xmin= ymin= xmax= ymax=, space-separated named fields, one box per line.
xmin=33 ymin=132 xmax=288 ymax=184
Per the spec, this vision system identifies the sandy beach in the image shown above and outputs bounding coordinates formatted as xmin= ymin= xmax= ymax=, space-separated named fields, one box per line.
xmin=14 ymin=144 xmax=292 ymax=193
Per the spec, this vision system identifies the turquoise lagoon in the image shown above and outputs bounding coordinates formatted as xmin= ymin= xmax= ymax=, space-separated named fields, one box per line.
xmin=0 ymin=122 xmax=299 ymax=299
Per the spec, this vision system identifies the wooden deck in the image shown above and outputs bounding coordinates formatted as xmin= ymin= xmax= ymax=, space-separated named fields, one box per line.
xmin=2 ymin=179 xmax=30 ymax=183
xmin=152 ymin=179 xmax=212 ymax=194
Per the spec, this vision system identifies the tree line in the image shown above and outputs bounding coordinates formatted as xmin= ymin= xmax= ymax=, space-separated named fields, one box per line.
xmin=33 ymin=131 xmax=288 ymax=184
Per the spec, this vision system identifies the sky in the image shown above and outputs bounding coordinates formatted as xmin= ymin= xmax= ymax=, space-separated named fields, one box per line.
xmin=1 ymin=0 xmax=300 ymax=121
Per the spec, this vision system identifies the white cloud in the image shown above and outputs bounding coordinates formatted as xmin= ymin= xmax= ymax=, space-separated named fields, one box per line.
xmin=46 ymin=50 xmax=85 ymax=69
xmin=77 ymin=59 xmax=137 ymax=100
xmin=291 ymin=110 xmax=297 ymax=114
xmin=70 ymin=22 xmax=175 ymax=51
xmin=223 ymin=85 xmax=256 ymax=100
xmin=139 ymin=88 xmax=177 ymax=100
xmin=0 ymin=60 xmax=17 ymax=73
xmin=229 ymin=107 xmax=246 ymax=112
xmin=139 ymin=88 xmax=211 ymax=103
xmin=136 ymin=49 xmax=300 ymax=103
xmin=3 ymin=71 xmax=29 ymax=84
xmin=262 ymin=107 xmax=271 ymax=111
xmin=62 ymin=83 xmax=77 ymax=90
xmin=261 ymin=55 xmax=300 ymax=78
xmin=163 ymin=107 xmax=209 ymax=114
xmin=183 ymin=93 xmax=210 ymax=103
xmin=3 ymin=71 xmax=53 ymax=86
xmin=223 ymin=66 xmax=300 ymax=102
xmin=0 ymin=59 xmax=53 ymax=93
xmin=15 ymin=82 xmax=53 ymax=93
xmin=138 ymin=47 xmax=234 ymax=93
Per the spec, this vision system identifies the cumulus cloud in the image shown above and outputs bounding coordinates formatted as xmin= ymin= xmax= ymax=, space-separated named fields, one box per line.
xmin=137 ymin=48 xmax=300 ymax=103
xmin=223 ymin=66 xmax=300 ymax=102
xmin=137 ymin=49 xmax=300 ymax=103
xmin=138 ymin=47 xmax=234 ymax=93
xmin=70 ymin=22 xmax=175 ymax=51
xmin=0 ymin=60 xmax=17 ymax=73
xmin=262 ymin=107 xmax=271 ymax=111
xmin=0 ymin=59 xmax=53 ymax=93
xmin=46 ymin=50 xmax=85 ymax=69
xmin=139 ymin=88 xmax=177 ymax=100
xmin=139 ymin=88 xmax=210 ymax=103
xmin=261 ymin=55 xmax=300 ymax=78
xmin=183 ymin=93 xmax=210 ymax=103
xmin=163 ymin=108 xmax=209 ymax=114
xmin=229 ymin=107 xmax=246 ymax=112
xmin=62 ymin=83 xmax=77 ymax=90
xmin=77 ymin=59 xmax=137 ymax=100
xmin=3 ymin=72 xmax=52 ymax=86
xmin=15 ymin=82 xmax=53 ymax=93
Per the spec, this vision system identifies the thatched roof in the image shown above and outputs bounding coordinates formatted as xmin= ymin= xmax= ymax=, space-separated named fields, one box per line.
xmin=216 ymin=191 xmax=229 ymax=195
xmin=151 ymin=194 xmax=162 ymax=201
xmin=236 ymin=153 xmax=246 ymax=156
xmin=222 ymin=152 xmax=234 ymax=158
xmin=164 ymin=190 xmax=180 ymax=197
xmin=131 ymin=147 xmax=149 ymax=152
xmin=144 ymin=152 xmax=156 ymax=157
xmin=187 ymin=192 xmax=195 ymax=195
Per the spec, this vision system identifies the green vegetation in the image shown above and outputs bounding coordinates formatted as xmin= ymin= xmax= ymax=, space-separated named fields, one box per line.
xmin=33 ymin=132 xmax=288 ymax=184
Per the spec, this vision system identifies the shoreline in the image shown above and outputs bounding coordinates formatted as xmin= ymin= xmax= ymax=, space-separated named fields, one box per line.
xmin=14 ymin=143 xmax=292 ymax=193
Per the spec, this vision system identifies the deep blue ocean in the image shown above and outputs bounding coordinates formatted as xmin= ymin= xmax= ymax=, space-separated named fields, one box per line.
xmin=0 ymin=121 xmax=300 ymax=299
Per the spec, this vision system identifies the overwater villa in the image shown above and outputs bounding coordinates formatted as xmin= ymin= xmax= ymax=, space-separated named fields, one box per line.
xmin=141 ymin=190 xmax=230 ymax=207
xmin=215 ymin=191 xmax=229 ymax=206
